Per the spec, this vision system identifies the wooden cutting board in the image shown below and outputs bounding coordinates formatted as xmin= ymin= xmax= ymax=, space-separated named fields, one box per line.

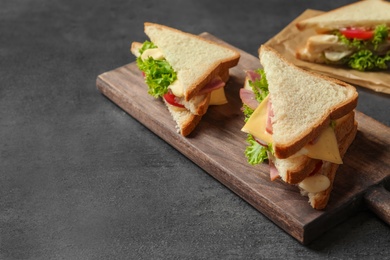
xmin=96 ymin=33 xmax=390 ymax=245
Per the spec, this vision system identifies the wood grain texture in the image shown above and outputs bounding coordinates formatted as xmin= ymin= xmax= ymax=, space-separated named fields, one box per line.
xmin=365 ymin=184 xmax=390 ymax=225
xmin=96 ymin=33 xmax=390 ymax=244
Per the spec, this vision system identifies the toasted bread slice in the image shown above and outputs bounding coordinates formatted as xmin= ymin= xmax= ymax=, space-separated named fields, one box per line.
xmin=144 ymin=22 xmax=240 ymax=101
xmin=274 ymin=111 xmax=356 ymax=184
xmin=296 ymin=0 xmax=390 ymax=32
xmin=259 ymin=45 xmax=358 ymax=159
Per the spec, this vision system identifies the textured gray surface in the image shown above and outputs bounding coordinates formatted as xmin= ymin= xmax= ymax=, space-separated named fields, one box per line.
xmin=1 ymin=0 xmax=389 ymax=259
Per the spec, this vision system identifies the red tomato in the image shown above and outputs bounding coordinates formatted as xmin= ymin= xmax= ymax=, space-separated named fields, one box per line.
xmin=340 ymin=28 xmax=374 ymax=40
xmin=163 ymin=92 xmax=185 ymax=108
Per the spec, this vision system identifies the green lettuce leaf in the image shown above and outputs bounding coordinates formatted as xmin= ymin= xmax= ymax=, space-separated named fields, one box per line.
xmin=376 ymin=51 xmax=390 ymax=69
xmin=333 ymin=25 xmax=390 ymax=71
xmin=136 ymin=41 xmax=177 ymax=98
xmin=372 ymin=25 xmax=389 ymax=49
xmin=348 ymin=50 xmax=390 ymax=71
xmin=249 ymin=69 xmax=269 ymax=103
xmin=242 ymin=104 xmax=254 ymax=122
xmin=245 ymin=134 xmax=272 ymax=165
xmin=138 ymin=41 xmax=157 ymax=54
xmin=243 ymin=69 xmax=271 ymax=165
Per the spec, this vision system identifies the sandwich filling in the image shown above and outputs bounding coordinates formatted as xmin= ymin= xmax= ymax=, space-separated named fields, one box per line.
xmin=300 ymin=24 xmax=390 ymax=71
xmin=240 ymin=69 xmax=343 ymax=192
xmin=136 ymin=41 xmax=228 ymax=110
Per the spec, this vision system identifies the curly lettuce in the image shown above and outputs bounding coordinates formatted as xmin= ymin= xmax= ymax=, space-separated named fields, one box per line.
xmin=336 ymin=25 xmax=388 ymax=50
xmin=348 ymin=50 xmax=390 ymax=71
xmin=243 ymin=69 xmax=272 ymax=165
xmin=372 ymin=25 xmax=389 ymax=48
xmin=245 ymin=134 xmax=273 ymax=165
xmin=334 ymin=25 xmax=390 ymax=71
xmin=136 ymin=41 xmax=177 ymax=98
xmin=242 ymin=104 xmax=254 ymax=122
xmin=249 ymin=69 xmax=269 ymax=103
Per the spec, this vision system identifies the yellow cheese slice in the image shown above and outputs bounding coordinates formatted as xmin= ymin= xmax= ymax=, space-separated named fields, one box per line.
xmin=169 ymin=80 xmax=184 ymax=97
xmin=241 ymin=93 xmax=342 ymax=164
xmin=241 ymin=95 xmax=273 ymax=144
xmin=141 ymin=48 xmax=164 ymax=61
xmin=301 ymin=126 xmax=342 ymax=164
xmin=209 ymin=87 xmax=227 ymax=105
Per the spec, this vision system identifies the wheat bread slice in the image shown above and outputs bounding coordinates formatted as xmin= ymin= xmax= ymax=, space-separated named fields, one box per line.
xmin=296 ymin=0 xmax=390 ymax=32
xmin=259 ymin=45 xmax=358 ymax=159
xmin=274 ymin=111 xmax=356 ymax=184
xmin=304 ymin=120 xmax=358 ymax=209
xmin=144 ymin=22 xmax=240 ymax=101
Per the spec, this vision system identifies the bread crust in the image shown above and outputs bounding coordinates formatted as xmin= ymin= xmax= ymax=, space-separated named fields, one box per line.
xmin=283 ymin=157 xmax=320 ymax=184
xmin=296 ymin=0 xmax=390 ymax=32
xmin=163 ymin=99 xmax=203 ymax=136
xmin=132 ymin=34 xmax=233 ymax=136
xmin=259 ymin=45 xmax=358 ymax=159
xmin=309 ymin=120 xmax=358 ymax=209
xmin=180 ymin=113 xmax=202 ymax=137
xmin=275 ymin=111 xmax=356 ymax=185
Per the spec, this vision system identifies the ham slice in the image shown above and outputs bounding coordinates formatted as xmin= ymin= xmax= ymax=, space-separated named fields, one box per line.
xmin=246 ymin=70 xmax=261 ymax=82
xmin=239 ymin=88 xmax=259 ymax=110
xmin=196 ymin=76 xmax=225 ymax=95
xmin=254 ymin=136 xmax=268 ymax=147
xmin=266 ymin=98 xmax=273 ymax=134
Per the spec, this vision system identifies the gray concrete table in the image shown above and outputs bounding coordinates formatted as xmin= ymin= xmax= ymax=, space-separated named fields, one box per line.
xmin=1 ymin=0 xmax=389 ymax=259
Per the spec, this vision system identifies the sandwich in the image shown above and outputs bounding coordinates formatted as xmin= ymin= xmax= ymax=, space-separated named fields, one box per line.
xmin=295 ymin=0 xmax=390 ymax=71
xmin=240 ymin=45 xmax=358 ymax=209
xmin=131 ymin=23 xmax=240 ymax=136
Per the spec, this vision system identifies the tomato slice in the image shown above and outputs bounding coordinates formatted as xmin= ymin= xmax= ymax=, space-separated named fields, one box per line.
xmin=340 ymin=28 xmax=374 ymax=40
xmin=163 ymin=92 xmax=185 ymax=108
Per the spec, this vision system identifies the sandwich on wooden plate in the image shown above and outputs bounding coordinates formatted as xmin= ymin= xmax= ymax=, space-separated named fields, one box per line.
xmin=131 ymin=23 xmax=240 ymax=136
xmin=295 ymin=0 xmax=390 ymax=71
xmin=240 ymin=45 xmax=359 ymax=209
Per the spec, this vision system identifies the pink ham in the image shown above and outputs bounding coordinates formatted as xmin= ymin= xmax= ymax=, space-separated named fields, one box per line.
xmin=254 ymin=136 xmax=268 ymax=147
xmin=266 ymin=98 xmax=274 ymax=134
xmin=240 ymin=88 xmax=259 ymax=110
xmin=246 ymin=70 xmax=261 ymax=82
xmin=196 ymin=76 xmax=225 ymax=95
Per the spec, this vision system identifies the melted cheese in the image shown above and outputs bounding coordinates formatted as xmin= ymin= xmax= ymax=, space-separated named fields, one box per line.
xmin=169 ymin=80 xmax=184 ymax=97
xmin=209 ymin=87 xmax=227 ymax=105
xmin=299 ymin=174 xmax=330 ymax=193
xmin=141 ymin=48 xmax=164 ymax=60
xmin=241 ymin=94 xmax=342 ymax=164
xmin=324 ymin=50 xmax=353 ymax=61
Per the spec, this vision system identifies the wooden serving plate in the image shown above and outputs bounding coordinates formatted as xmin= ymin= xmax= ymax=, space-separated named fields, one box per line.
xmin=96 ymin=33 xmax=390 ymax=245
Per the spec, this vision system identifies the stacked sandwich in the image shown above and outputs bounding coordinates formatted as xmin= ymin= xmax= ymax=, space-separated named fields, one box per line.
xmin=240 ymin=45 xmax=358 ymax=209
xmin=296 ymin=0 xmax=390 ymax=71
xmin=131 ymin=23 xmax=240 ymax=136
